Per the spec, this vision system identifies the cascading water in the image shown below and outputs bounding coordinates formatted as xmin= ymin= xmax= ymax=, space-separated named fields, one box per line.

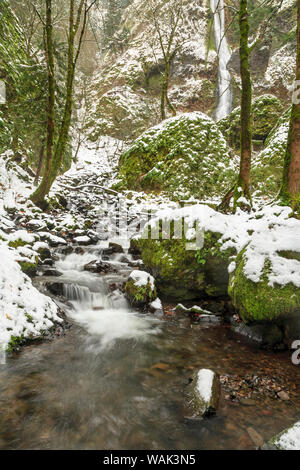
xmin=56 ymin=249 xmax=161 ymax=350
xmin=210 ymin=0 xmax=232 ymax=121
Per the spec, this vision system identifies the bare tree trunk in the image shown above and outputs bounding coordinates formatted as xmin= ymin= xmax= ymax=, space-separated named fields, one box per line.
xmin=279 ymin=0 xmax=300 ymax=211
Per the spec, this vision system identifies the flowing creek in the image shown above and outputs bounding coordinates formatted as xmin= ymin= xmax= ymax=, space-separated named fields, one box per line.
xmin=0 ymin=244 xmax=299 ymax=450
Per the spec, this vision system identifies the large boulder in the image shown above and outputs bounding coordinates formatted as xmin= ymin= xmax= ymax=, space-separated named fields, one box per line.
xmin=117 ymin=112 xmax=236 ymax=200
xmin=229 ymin=249 xmax=300 ymax=324
xmin=133 ymin=206 xmax=236 ymax=300
xmin=218 ymin=95 xmax=284 ymax=149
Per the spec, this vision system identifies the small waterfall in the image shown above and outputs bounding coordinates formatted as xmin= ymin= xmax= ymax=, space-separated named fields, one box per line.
xmin=210 ymin=0 xmax=232 ymax=121
xmin=63 ymin=283 xmax=111 ymax=309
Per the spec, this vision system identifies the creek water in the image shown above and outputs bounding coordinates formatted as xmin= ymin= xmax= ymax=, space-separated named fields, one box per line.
xmin=210 ymin=0 xmax=233 ymax=121
xmin=0 ymin=246 xmax=299 ymax=450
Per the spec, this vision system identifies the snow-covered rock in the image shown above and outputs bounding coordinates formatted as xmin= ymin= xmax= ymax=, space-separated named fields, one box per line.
xmin=125 ymin=270 xmax=157 ymax=307
xmin=186 ymin=369 xmax=220 ymax=418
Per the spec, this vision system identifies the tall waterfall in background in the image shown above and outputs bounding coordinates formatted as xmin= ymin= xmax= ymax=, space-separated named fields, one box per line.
xmin=210 ymin=0 xmax=232 ymax=121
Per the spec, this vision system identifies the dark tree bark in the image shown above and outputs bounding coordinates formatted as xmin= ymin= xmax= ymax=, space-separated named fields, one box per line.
xmin=31 ymin=0 xmax=55 ymax=207
xmin=279 ymin=0 xmax=300 ymax=211
xmin=31 ymin=0 xmax=96 ymax=207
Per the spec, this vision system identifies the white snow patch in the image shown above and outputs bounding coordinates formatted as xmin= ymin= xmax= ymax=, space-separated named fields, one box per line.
xmin=196 ymin=369 xmax=214 ymax=403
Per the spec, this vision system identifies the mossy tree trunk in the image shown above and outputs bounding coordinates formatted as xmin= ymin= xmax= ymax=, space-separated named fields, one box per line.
xmin=31 ymin=0 xmax=96 ymax=208
xmin=31 ymin=0 xmax=55 ymax=205
xmin=219 ymin=0 xmax=252 ymax=213
xmin=238 ymin=0 xmax=252 ymax=203
xmin=279 ymin=0 xmax=300 ymax=211
xmin=160 ymin=58 xmax=176 ymax=120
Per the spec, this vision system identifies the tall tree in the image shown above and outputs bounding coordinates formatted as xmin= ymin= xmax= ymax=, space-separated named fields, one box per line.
xmin=31 ymin=0 xmax=97 ymax=208
xmin=279 ymin=0 xmax=300 ymax=211
xmin=238 ymin=0 xmax=252 ymax=204
xmin=220 ymin=0 xmax=252 ymax=212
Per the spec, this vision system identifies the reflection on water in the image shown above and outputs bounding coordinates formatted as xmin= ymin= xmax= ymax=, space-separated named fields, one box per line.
xmin=0 ymin=250 xmax=299 ymax=450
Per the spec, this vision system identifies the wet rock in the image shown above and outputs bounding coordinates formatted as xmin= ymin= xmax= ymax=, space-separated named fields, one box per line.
xmin=240 ymin=398 xmax=256 ymax=406
xmin=37 ymin=246 xmax=51 ymax=261
xmin=42 ymin=258 xmax=54 ymax=266
xmin=42 ymin=269 xmax=63 ymax=277
xmin=277 ymin=390 xmax=289 ymax=401
xmin=185 ymin=369 xmax=220 ymax=418
xmin=75 ymin=247 xmax=85 ymax=255
xmin=247 ymin=427 xmax=264 ymax=449
xmin=87 ymin=230 xmax=99 ymax=243
xmin=83 ymin=260 xmax=117 ymax=274
xmin=149 ymin=298 xmax=164 ymax=316
xmin=46 ymin=282 xmax=64 ymax=297
xmin=73 ymin=235 xmax=93 ymax=246
xmin=60 ymin=246 xmax=74 ymax=256
xmin=176 ymin=303 xmax=222 ymax=323
xmin=102 ymin=242 xmax=124 ymax=255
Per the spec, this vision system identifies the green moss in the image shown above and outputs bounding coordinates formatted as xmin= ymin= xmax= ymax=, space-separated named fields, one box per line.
xmin=8 ymin=239 xmax=28 ymax=249
xmin=229 ymin=250 xmax=300 ymax=322
xmin=7 ymin=335 xmax=25 ymax=353
xmin=135 ymin=225 xmax=234 ymax=301
xmin=18 ymin=261 xmax=37 ymax=278
xmin=252 ymin=107 xmax=291 ymax=198
xmin=124 ymin=278 xmax=157 ymax=307
xmin=219 ymin=95 xmax=284 ymax=149
xmin=118 ymin=112 xmax=235 ymax=200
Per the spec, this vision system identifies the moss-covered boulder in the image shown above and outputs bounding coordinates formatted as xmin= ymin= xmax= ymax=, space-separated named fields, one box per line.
xmin=134 ymin=220 xmax=235 ymax=300
xmin=218 ymin=95 xmax=284 ymax=149
xmin=125 ymin=270 xmax=157 ymax=308
xmin=117 ymin=112 xmax=236 ymax=200
xmin=229 ymin=249 xmax=300 ymax=324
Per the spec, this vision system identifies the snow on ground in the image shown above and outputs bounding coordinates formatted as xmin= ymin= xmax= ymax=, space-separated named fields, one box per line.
xmin=274 ymin=421 xmax=300 ymax=450
xmin=0 ymin=242 xmax=61 ymax=351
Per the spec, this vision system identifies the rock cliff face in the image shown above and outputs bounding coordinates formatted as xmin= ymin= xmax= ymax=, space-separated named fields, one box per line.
xmin=86 ymin=0 xmax=297 ymax=143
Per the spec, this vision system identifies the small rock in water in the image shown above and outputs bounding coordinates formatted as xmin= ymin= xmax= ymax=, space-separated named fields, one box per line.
xmin=109 ymin=242 xmax=124 ymax=253
xmin=185 ymin=369 xmax=220 ymax=419
xmin=247 ymin=427 xmax=264 ymax=448
xmin=277 ymin=390 xmax=289 ymax=401
xmin=42 ymin=269 xmax=63 ymax=277
xmin=239 ymin=398 xmax=256 ymax=406
xmin=84 ymin=260 xmax=117 ymax=274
